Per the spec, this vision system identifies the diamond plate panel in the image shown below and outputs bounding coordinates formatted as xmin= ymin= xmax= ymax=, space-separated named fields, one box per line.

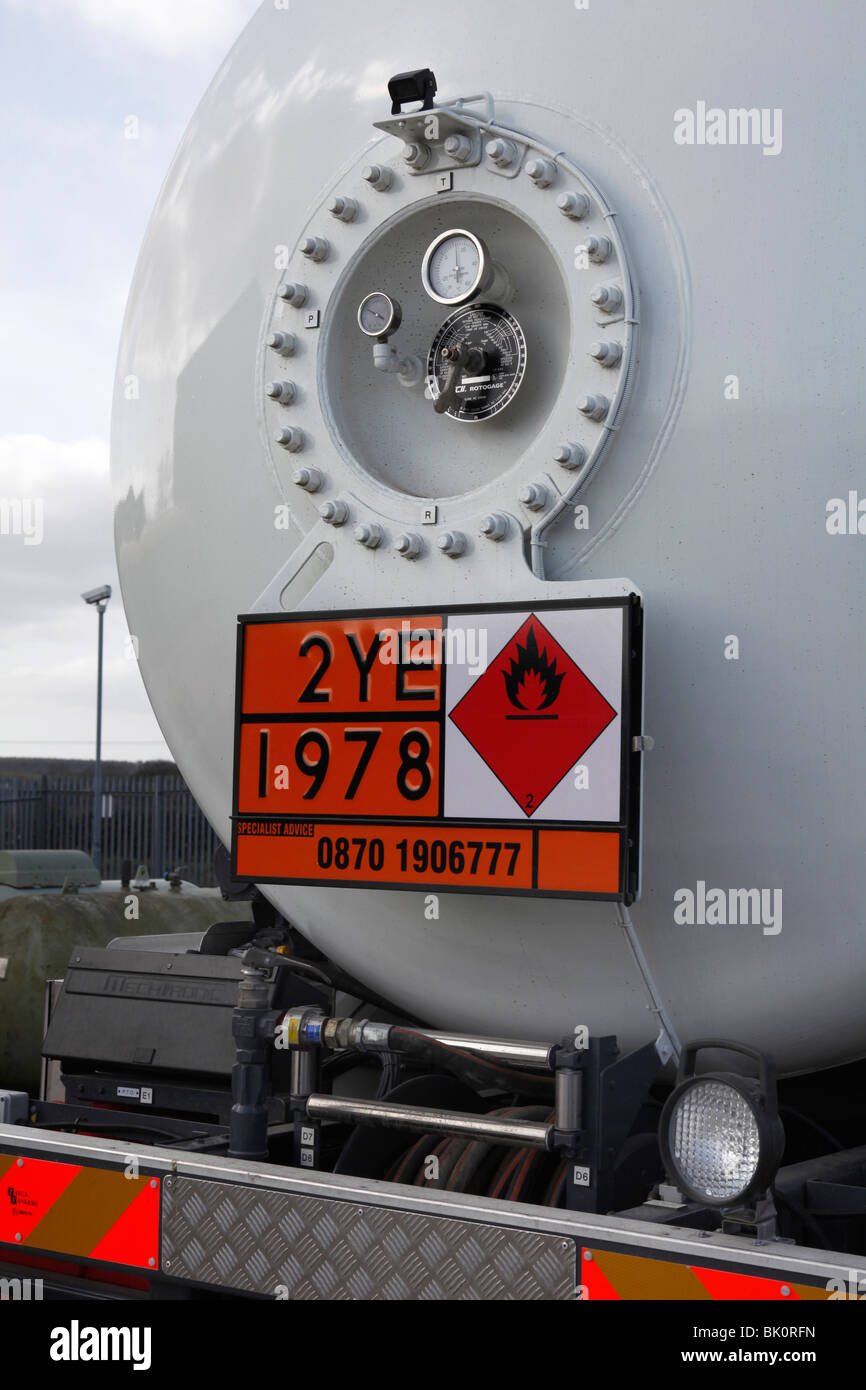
xmin=162 ymin=1176 xmax=576 ymax=1300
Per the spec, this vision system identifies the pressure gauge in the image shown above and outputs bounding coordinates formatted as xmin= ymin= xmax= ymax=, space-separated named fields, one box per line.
xmin=421 ymin=229 xmax=491 ymax=307
xmin=428 ymin=303 xmax=528 ymax=422
xmin=357 ymin=291 xmax=402 ymax=339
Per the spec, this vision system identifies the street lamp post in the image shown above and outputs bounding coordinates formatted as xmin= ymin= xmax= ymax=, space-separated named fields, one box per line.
xmin=81 ymin=585 xmax=112 ymax=871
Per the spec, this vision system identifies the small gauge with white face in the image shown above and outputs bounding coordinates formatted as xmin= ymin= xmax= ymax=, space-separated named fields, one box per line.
xmin=421 ymin=229 xmax=491 ymax=307
xmin=357 ymin=291 xmax=402 ymax=339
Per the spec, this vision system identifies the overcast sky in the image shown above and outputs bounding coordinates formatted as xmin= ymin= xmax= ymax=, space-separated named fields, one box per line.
xmin=0 ymin=0 xmax=260 ymax=761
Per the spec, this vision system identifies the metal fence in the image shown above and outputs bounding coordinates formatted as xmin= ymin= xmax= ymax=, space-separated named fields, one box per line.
xmin=0 ymin=775 xmax=223 ymax=886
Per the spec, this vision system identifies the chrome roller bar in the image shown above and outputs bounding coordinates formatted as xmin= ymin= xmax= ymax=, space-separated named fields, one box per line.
xmin=306 ymin=1095 xmax=553 ymax=1150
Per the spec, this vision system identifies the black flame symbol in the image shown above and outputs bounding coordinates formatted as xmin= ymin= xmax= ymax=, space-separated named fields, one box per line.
xmin=502 ymin=625 xmax=566 ymax=711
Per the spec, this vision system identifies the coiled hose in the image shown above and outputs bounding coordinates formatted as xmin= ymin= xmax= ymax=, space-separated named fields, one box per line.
xmin=385 ymin=1106 xmax=566 ymax=1207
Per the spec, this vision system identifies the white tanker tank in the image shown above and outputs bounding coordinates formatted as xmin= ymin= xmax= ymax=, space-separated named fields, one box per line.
xmin=111 ymin=0 xmax=866 ymax=1077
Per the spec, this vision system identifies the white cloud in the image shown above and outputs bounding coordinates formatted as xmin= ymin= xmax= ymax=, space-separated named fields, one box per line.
xmin=0 ymin=433 xmax=108 ymax=491
xmin=7 ymin=0 xmax=261 ymax=60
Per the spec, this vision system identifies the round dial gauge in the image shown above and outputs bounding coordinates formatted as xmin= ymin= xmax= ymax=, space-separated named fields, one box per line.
xmin=357 ymin=291 xmax=402 ymax=338
xmin=421 ymin=229 xmax=489 ymax=306
xmin=428 ymin=303 xmax=528 ymax=423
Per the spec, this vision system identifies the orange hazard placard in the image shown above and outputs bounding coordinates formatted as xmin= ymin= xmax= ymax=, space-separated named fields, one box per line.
xmin=236 ymin=822 xmax=534 ymax=890
xmin=241 ymin=615 xmax=443 ymax=716
xmin=0 ymin=1152 xmax=159 ymax=1270
xmin=232 ymin=599 xmax=643 ymax=901
xmin=237 ymin=721 xmax=441 ymax=818
xmin=537 ymin=830 xmax=620 ymax=896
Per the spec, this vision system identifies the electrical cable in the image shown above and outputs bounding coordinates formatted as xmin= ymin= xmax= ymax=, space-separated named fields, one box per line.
xmin=412 ymin=1138 xmax=451 ymax=1186
xmin=778 ymin=1105 xmax=845 ymax=1154
xmin=506 ymin=1150 xmax=535 ymax=1201
xmin=44 ymin=1119 xmax=200 ymax=1142
xmin=772 ymin=1186 xmax=833 ymax=1250
xmin=543 ymin=1160 xmax=568 ymax=1208
xmin=616 ymin=903 xmax=682 ymax=1061
xmin=375 ymin=1052 xmax=403 ymax=1099
xmin=387 ymin=1133 xmax=435 ymax=1185
xmin=489 ymin=1148 xmax=523 ymax=1200
xmin=247 ymin=942 xmax=425 ymax=1023
xmin=446 ymin=1106 xmax=551 ymax=1193
xmin=379 ymin=1106 xmax=570 ymax=1206
xmin=508 ymin=1141 xmax=546 ymax=1202
xmin=497 ymin=1111 xmax=555 ymax=1203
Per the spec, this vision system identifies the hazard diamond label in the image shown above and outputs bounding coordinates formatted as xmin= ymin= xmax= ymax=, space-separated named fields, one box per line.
xmin=448 ymin=614 xmax=618 ymax=818
xmin=233 ymin=596 xmax=641 ymax=901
